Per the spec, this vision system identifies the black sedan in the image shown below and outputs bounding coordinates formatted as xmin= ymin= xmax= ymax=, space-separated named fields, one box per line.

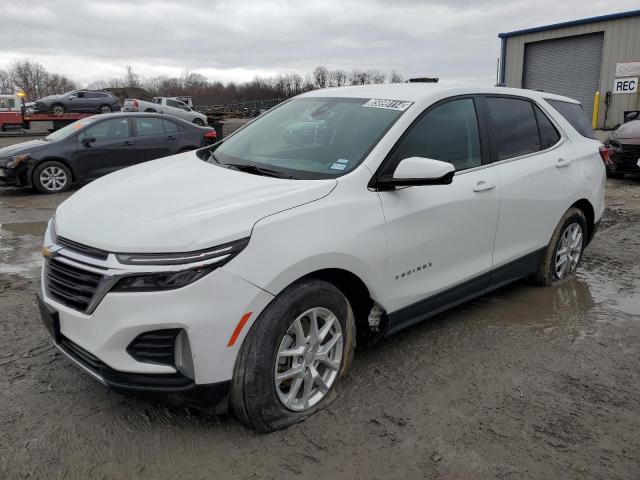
xmin=0 ymin=113 xmax=217 ymax=193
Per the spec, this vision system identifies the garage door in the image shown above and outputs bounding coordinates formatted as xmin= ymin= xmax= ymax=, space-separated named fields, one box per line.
xmin=523 ymin=33 xmax=603 ymax=118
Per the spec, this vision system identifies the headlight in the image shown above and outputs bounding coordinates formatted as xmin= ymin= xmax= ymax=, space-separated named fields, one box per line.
xmin=116 ymin=238 xmax=249 ymax=266
xmin=112 ymin=266 xmax=215 ymax=291
xmin=7 ymin=154 xmax=30 ymax=168
xmin=112 ymin=237 xmax=249 ymax=291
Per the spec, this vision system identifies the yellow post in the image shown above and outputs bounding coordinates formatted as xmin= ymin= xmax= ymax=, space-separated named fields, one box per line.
xmin=592 ymin=90 xmax=600 ymax=130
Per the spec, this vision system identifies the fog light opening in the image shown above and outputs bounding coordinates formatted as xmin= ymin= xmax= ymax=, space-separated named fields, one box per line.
xmin=174 ymin=330 xmax=195 ymax=380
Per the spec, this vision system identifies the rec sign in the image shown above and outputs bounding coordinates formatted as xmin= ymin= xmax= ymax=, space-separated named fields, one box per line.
xmin=613 ymin=77 xmax=638 ymax=94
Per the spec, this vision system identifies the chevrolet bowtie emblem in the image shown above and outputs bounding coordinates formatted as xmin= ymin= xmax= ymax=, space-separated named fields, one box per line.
xmin=42 ymin=247 xmax=53 ymax=258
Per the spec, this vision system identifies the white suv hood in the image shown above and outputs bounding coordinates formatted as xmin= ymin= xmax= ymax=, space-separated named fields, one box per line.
xmin=55 ymin=153 xmax=337 ymax=252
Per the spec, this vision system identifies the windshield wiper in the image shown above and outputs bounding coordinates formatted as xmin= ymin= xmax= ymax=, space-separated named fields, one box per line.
xmin=222 ymin=163 xmax=295 ymax=179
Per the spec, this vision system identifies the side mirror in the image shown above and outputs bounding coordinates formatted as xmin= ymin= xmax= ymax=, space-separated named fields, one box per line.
xmin=82 ymin=137 xmax=96 ymax=146
xmin=374 ymin=157 xmax=455 ymax=189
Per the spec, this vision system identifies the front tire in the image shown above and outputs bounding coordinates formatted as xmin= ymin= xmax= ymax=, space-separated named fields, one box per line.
xmin=33 ymin=161 xmax=71 ymax=194
xmin=192 ymin=118 xmax=205 ymax=126
xmin=532 ymin=207 xmax=587 ymax=286
xmin=231 ymin=279 xmax=356 ymax=432
xmin=50 ymin=104 xmax=65 ymax=115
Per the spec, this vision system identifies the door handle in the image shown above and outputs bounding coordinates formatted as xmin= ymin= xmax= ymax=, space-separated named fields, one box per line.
xmin=166 ymin=135 xmax=176 ymax=140
xmin=555 ymin=157 xmax=573 ymax=167
xmin=473 ymin=180 xmax=496 ymax=192
xmin=121 ymin=141 xmax=134 ymax=146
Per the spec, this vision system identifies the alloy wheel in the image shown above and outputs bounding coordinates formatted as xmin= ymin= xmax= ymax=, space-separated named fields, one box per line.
xmin=555 ymin=222 xmax=583 ymax=279
xmin=39 ymin=166 xmax=68 ymax=192
xmin=99 ymin=105 xmax=112 ymax=114
xmin=274 ymin=307 xmax=343 ymax=412
xmin=51 ymin=105 xmax=64 ymax=115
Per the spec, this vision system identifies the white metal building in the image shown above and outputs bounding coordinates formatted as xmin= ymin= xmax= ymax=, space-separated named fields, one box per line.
xmin=498 ymin=10 xmax=640 ymax=129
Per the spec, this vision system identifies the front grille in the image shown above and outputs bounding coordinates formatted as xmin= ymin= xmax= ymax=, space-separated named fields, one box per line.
xmin=45 ymin=258 xmax=103 ymax=312
xmin=126 ymin=329 xmax=181 ymax=366
xmin=56 ymin=236 xmax=109 ymax=260
xmin=59 ymin=335 xmax=192 ymax=388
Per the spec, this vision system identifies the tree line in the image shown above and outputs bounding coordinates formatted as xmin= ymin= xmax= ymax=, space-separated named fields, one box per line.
xmin=1 ymin=60 xmax=405 ymax=106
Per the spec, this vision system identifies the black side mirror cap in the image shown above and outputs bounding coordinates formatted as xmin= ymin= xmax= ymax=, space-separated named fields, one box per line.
xmin=371 ymin=171 xmax=454 ymax=190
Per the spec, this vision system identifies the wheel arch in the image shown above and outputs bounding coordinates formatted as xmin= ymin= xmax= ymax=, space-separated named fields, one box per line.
xmin=298 ymin=268 xmax=375 ymax=339
xmin=571 ymin=198 xmax=595 ymax=245
xmin=32 ymin=157 xmax=76 ymax=184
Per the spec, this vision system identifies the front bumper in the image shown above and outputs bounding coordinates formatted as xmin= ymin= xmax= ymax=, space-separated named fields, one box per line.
xmin=38 ymin=234 xmax=274 ymax=410
xmin=0 ymin=166 xmax=19 ymax=186
xmin=609 ymin=143 xmax=640 ymax=174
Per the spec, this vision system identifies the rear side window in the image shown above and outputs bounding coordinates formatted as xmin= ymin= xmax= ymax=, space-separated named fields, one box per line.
xmin=534 ymin=105 xmax=561 ymax=149
xmin=545 ymin=99 xmax=596 ymax=139
xmin=389 ymin=98 xmax=482 ymax=171
xmin=486 ymin=97 xmax=540 ymax=160
xmin=135 ymin=117 xmax=164 ymax=136
xmin=163 ymin=120 xmax=178 ymax=133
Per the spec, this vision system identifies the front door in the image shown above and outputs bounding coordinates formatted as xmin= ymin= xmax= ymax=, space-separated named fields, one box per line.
xmin=73 ymin=117 xmax=136 ymax=179
xmin=377 ymin=97 xmax=500 ymax=330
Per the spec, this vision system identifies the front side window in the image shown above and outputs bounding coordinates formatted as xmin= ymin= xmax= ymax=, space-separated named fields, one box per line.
xmin=135 ymin=117 xmax=164 ymax=136
xmin=166 ymin=99 xmax=181 ymax=108
xmin=545 ymin=99 xmax=596 ymax=139
xmin=206 ymin=97 xmax=408 ymax=179
xmin=388 ymin=98 xmax=482 ymax=172
xmin=79 ymin=118 xmax=130 ymax=141
xmin=486 ymin=97 xmax=540 ymax=160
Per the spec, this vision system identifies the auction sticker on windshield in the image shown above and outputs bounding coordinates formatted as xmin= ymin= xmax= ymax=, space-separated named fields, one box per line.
xmin=363 ymin=99 xmax=413 ymax=111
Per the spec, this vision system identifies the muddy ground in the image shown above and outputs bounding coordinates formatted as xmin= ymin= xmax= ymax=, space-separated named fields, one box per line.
xmin=1 ymin=168 xmax=639 ymax=478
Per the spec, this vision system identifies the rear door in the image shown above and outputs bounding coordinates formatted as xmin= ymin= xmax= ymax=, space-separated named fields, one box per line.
xmin=72 ymin=117 xmax=136 ymax=179
xmin=132 ymin=116 xmax=174 ymax=162
xmin=377 ymin=97 xmax=501 ymax=324
xmin=483 ymin=95 xmax=580 ymax=283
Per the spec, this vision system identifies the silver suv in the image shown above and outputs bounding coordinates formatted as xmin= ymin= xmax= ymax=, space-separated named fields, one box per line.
xmin=33 ymin=90 xmax=121 ymax=115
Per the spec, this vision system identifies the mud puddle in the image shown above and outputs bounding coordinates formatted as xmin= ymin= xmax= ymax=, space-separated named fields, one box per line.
xmin=0 ymin=221 xmax=47 ymax=237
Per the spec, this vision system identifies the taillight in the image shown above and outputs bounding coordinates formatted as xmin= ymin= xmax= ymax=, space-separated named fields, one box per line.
xmin=599 ymin=145 xmax=612 ymax=166
xmin=204 ymin=130 xmax=217 ymax=139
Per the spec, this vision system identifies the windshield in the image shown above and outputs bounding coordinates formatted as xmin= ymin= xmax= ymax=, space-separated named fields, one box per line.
xmin=204 ymin=97 xmax=410 ymax=179
xmin=44 ymin=117 xmax=99 ymax=142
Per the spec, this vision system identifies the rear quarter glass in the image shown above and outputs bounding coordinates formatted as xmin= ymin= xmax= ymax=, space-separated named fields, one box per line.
xmin=545 ymin=99 xmax=596 ymax=139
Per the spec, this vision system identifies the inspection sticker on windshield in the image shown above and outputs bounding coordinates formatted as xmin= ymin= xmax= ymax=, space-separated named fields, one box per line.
xmin=330 ymin=162 xmax=347 ymax=170
xmin=363 ymin=99 xmax=413 ymax=111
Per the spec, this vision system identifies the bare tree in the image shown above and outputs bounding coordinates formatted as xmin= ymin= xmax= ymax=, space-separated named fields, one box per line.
xmin=312 ymin=66 xmax=329 ymax=89
xmin=349 ymin=69 xmax=370 ymax=85
xmin=123 ymin=65 xmax=141 ymax=88
xmin=44 ymin=73 xmax=77 ymax=96
xmin=369 ymin=69 xmax=386 ymax=84
xmin=389 ymin=70 xmax=403 ymax=83
xmin=329 ymin=69 xmax=347 ymax=87
xmin=0 ymin=69 xmax=13 ymax=93
xmin=11 ymin=60 xmax=49 ymax=99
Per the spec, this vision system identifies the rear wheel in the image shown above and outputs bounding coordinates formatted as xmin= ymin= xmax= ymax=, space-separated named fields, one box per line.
xmin=98 ymin=104 xmax=112 ymax=114
xmin=532 ymin=207 xmax=587 ymax=286
xmin=192 ymin=118 xmax=205 ymax=126
xmin=231 ymin=279 xmax=356 ymax=432
xmin=50 ymin=104 xmax=65 ymax=115
xmin=33 ymin=161 xmax=71 ymax=194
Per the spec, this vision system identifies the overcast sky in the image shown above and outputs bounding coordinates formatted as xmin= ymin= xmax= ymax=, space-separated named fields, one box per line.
xmin=0 ymin=0 xmax=638 ymax=86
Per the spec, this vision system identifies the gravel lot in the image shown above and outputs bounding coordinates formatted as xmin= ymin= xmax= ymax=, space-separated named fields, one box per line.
xmin=1 ymin=156 xmax=639 ymax=478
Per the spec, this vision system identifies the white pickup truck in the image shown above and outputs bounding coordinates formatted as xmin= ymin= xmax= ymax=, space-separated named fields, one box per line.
xmin=123 ymin=96 xmax=208 ymax=126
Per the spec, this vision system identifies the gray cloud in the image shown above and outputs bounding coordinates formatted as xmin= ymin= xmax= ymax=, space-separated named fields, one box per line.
xmin=0 ymin=0 xmax=638 ymax=85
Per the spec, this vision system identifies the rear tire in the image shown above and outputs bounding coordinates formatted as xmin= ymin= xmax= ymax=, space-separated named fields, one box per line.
xmin=231 ymin=279 xmax=356 ymax=432
xmin=192 ymin=118 xmax=205 ymax=126
xmin=98 ymin=104 xmax=112 ymax=114
xmin=532 ymin=207 xmax=587 ymax=286
xmin=33 ymin=161 xmax=71 ymax=194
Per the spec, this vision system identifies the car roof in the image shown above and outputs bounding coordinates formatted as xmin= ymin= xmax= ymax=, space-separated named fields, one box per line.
xmin=299 ymin=83 xmax=580 ymax=105
xmin=97 ymin=112 xmax=208 ymax=127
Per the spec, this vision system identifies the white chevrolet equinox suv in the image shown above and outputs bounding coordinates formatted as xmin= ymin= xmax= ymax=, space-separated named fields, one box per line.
xmin=38 ymin=84 xmax=606 ymax=431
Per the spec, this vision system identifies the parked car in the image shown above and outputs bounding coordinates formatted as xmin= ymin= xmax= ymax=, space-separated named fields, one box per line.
xmin=37 ymin=85 xmax=604 ymax=432
xmin=605 ymin=120 xmax=640 ymax=177
xmin=32 ymin=90 xmax=121 ymax=115
xmin=0 ymin=113 xmax=216 ymax=193
xmin=123 ymin=97 xmax=208 ymax=126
